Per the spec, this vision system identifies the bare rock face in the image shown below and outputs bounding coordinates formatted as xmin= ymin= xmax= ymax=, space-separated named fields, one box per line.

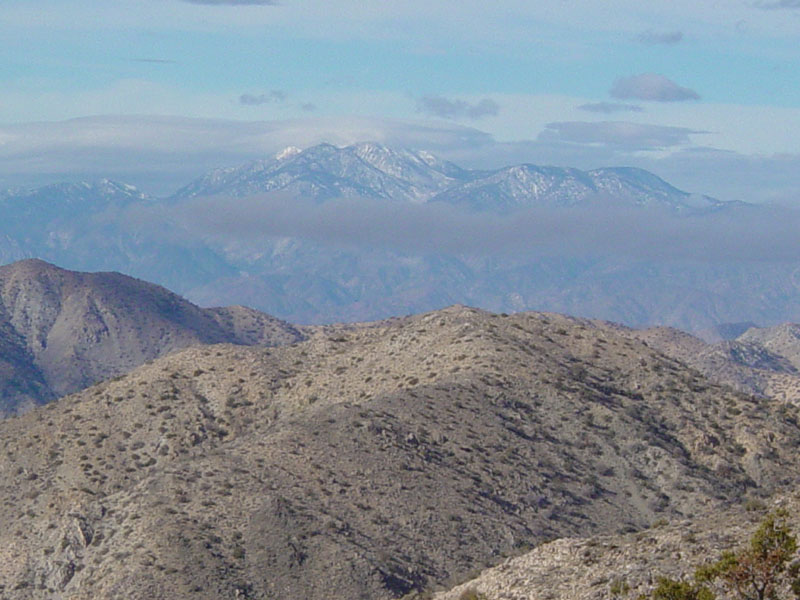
xmin=2 ymin=306 xmax=800 ymax=599
xmin=0 ymin=259 xmax=304 ymax=415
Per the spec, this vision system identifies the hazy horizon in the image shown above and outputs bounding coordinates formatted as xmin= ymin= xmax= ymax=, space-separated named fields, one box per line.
xmin=2 ymin=1 xmax=800 ymax=203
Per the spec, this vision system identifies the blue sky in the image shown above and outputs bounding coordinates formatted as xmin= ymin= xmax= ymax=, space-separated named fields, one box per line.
xmin=2 ymin=0 xmax=800 ymax=200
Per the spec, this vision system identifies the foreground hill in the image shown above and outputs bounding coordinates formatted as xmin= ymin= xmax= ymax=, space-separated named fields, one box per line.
xmin=0 ymin=259 xmax=304 ymax=415
xmin=2 ymin=306 xmax=800 ymax=599
xmin=435 ymin=493 xmax=800 ymax=600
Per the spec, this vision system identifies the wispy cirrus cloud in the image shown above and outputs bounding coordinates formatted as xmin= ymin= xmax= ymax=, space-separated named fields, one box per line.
xmin=181 ymin=0 xmax=278 ymax=5
xmin=240 ymin=90 xmax=288 ymax=105
xmin=539 ymin=121 xmax=706 ymax=151
xmin=637 ymin=30 xmax=684 ymax=45
xmin=239 ymin=90 xmax=318 ymax=112
xmin=755 ymin=0 xmax=800 ymax=8
xmin=577 ymin=102 xmax=643 ymax=114
xmin=131 ymin=58 xmax=178 ymax=64
xmin=416 ymin=96 xmax=499 ymax=120
xmin=611 ymin=73 xmax=700 ymax=102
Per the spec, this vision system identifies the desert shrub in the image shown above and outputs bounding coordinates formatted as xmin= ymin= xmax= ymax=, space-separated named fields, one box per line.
xmin=651 ymin=510 xmax=800 ymax=600
xmin=610 ymin=578 xmax=630 ymax=596
xmin=745 ymin=498 xmax=768 ymax=512
xmin=695 ymin=509 xmax=800 ymax=599
xmin=651 ymin=577 xmax=714 ymax=600
xmin=458 ymin=588 xmax=488 ymax=600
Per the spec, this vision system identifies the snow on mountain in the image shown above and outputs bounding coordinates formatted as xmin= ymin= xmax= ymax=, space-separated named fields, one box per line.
xmin=0 ymin=180 xmax=150 ymax=231
xmin=172 ymin=141 xmax=732 ymax=214
xmin=0 ymin=143 xmax=765 ymax=335
xmin=275 ymin=146 xmax=302 ymax=160
xmin=431 ymin=164 xmax=727 ymax=213
xmin=430 ymin=164 xmax=599 ymax=211
xmin=171 ymin=142 xmax=471 ymax=203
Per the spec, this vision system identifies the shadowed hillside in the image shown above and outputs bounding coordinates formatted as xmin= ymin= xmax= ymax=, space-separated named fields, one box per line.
xmin=0 ymin=259 xmax=305 ymax=415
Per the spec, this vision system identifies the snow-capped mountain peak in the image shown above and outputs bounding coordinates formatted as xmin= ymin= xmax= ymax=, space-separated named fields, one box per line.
xmin=275 ymin=146 xmax=302 ymax=161
xmin=172 ymin=141 xmax=469 ymax=203
xmin=171 ymin=141 xmax=733 ymax=214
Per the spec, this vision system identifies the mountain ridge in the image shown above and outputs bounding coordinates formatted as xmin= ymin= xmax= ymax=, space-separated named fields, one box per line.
xmin=171 ymin=141 xmax=724 ymax=213
xmin=5 ymin=142 xmax=798 ymax=335
xmin=171 ymin=141 xmax=473 ymax=204
xmin=0 ymin=259 xmax=304 ymax=415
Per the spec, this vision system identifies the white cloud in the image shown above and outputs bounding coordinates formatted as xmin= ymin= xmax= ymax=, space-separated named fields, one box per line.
xmin=2 ymin=107 xmax=800 ymax=203
xmin=240 ymin=90 xmax=288 ymax=105
xmin=0 ymin=115 xmax=492 ymax=193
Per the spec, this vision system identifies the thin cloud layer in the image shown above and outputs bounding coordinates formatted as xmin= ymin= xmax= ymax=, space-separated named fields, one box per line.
xmin=756 ymin=0 xmax=800 ymax=8
xmin=416 ymin=96 xmax=499 ymax=120
xmin=0 ymin=115 xmax=494 ymax=193
xmin=611 ymin=73 xmax=700 ymax=102
xmin=182 ymin=0 xmax=278 ymax=5
xmin=578 ymin=102 xmax=643 ymax=114
xmin=158 ymin=193 xmax=800 ymax=263
xmin=538 ymin=121 xmax=703 ymax=150
xmin=131 ymin=58 xmax=178 ymax=64
xmin=637 ymin=30 xmax=684 ymax=45
xmin=240 ymin=90 xmax=288 ymax=105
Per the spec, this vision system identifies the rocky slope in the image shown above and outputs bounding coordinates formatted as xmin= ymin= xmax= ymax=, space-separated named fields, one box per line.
xmin=738 ymin=323 xmax=800 ymax=370
xmin=432 ymin=495 xmax=800 ymax=600
xmin=623 ymin=324 xmax=800 ymax=404
xmin=434 ymin=493 xmax=800 ymax=600
xmin=2 ymin=306 xmax=800 ymax=599
xmin=0 ymin=259 xmax=304 ymax=415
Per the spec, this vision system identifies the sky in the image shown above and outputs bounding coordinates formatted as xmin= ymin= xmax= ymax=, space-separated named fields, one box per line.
xmin=1 ymin=0 xmax=799 ymax=201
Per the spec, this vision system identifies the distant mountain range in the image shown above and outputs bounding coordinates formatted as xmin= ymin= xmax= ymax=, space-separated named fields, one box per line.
xmin=172 ymin=141 xmax=723 ymax=213
xmin=1 ymin=141 xmax=797 ymax=332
